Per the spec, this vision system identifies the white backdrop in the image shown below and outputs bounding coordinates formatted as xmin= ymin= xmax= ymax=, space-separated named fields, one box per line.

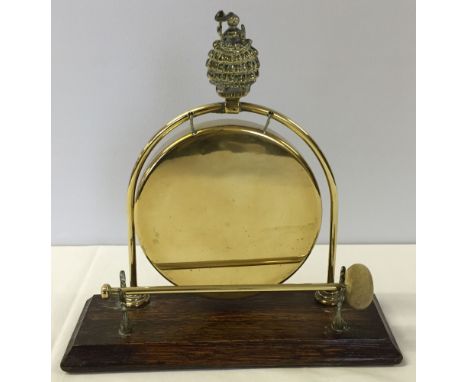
xmin=52 ymin=0 xmax=415 ymax=245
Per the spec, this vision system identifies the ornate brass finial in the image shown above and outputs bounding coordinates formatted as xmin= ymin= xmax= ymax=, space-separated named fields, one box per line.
xmin=206 ymin=11 xmax=260 ymax=113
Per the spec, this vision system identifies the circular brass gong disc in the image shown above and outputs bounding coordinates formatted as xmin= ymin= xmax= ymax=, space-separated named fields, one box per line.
xmin=134 ymin=124 xmax=322 ymax=286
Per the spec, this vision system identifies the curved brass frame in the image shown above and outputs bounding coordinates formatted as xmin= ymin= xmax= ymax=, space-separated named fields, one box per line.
xmin=127 ymin=102 xmax=338 ymax=287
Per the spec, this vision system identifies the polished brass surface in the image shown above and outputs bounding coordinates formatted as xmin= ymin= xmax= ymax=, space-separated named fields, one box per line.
xmin=101 ymin=282 xmax=341 ymax=299
xmin=127 ymin=102 xmax=338 ymax=288
xmin=345 ymin=263 xmax=374 ymax=310
xmin=134 ymin=125 xmax=322 ymax=286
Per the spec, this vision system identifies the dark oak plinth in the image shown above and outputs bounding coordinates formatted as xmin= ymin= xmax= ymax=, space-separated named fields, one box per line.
xmin=61 ymin=292 xmax=402 ymax=372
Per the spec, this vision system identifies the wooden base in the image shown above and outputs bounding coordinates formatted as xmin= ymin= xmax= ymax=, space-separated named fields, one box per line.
xmin=61 ymin=292 xmax=402 ymax=372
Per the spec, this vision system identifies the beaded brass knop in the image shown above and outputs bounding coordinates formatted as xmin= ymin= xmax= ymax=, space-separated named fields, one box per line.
xmin=206 ymin=11 xmax=260 ymax=112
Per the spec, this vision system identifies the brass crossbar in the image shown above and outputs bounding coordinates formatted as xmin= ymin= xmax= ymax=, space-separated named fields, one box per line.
xmin=101 ymin=282 xmax=342 ymax=298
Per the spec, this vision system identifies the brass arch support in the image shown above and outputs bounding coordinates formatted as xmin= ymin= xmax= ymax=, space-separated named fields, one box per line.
xmin=127 ymin=102 xmax=338 ymax=287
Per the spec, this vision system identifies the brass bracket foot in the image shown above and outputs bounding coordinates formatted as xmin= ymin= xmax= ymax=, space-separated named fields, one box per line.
xmin=315 ymin=289 xmax=339 ymax=306
xmin=119 ymin=270 xmax=151 ymax=309
xmin=316 ymin=266 xmax=346 ymax=307
xmin=124 ymin=293 xmax=150 ymax=308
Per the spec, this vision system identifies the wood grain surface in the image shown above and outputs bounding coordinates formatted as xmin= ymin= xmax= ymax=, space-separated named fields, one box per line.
xmin=61 ymin=291 xmax=402 ymax=372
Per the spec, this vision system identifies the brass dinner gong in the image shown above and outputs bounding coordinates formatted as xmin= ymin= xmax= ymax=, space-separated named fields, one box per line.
xmin=61 ymin=10 xmax=403 ymax=372
xmin=121 ymin=10 xmax=348 ymax=305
